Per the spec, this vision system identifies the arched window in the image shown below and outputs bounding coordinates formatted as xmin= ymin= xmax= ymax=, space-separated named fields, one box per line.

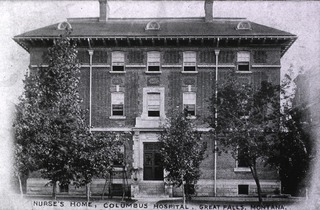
xmin=236 ymin=21 xmax=252 ymax=30
xmin=145 ymin=21 xmax=160 ymax=31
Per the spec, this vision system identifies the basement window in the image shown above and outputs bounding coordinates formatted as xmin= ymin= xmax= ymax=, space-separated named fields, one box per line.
xmin=238 ymin=185 xmax=249 ymax=195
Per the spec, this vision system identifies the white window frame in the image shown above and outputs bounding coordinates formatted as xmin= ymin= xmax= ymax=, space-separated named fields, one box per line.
xmin=183 ymin=92 xmax=196 ymax=117
xmin=183 ymin=51 xmax=197 ymax=72
xmin=237 ymin=51 xmax=251 ymax=72
xmin=147 ymin=51 xmax=161 ymax=72
xmin=141 ymin=87 xmax=165 ymax=119
xmin=111 ymin=51 xmax=125 ymax=72
xmin=110 ymin=92 xmax=125 ymax=119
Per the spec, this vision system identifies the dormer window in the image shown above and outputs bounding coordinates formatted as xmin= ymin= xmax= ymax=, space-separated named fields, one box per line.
xmin=236 ymin=21 xmax=252 ymax=30
xmin=57 ymin=21 xmax=72 ymax=30
xmin=183 ymin=51 xmax=197 ymax=72
xmin=112 ymin=51 xmax=125 ymax=72
xmin=145 ymin=21 xmax=160 ymax=31
xmin=237 ymin=51 xmax=250 ymax=72
xmin=147 ymin=51 xmax=160 ymax=72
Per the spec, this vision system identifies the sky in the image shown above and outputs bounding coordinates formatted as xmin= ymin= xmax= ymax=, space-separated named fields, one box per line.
xmin=0 ymin=0 xmax=319 ymax=207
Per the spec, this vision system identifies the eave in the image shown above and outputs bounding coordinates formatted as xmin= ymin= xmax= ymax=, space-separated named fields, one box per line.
xmin=13 ymin=35 xmax=297 ymax=56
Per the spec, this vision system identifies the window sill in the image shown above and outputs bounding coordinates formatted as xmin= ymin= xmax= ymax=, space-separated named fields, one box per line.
xmin=235 ymin=71 xmax=252 ymax=74
xmin=181 ymin=71 xmax=198 ymax=74
xmin=109 ymin=116 xmax=126 ymax=120
xmin=110 ymin=71 xmax=126 ymax=74
xmin=234 ymin=167 xmax=251 ymax=172
xmin=145 ymin=71 xmax=162 ymax=74
xmin=126 ymin=64 xmax=146 ymax=68
xmin=161 ymin=64 xmax=182 ymax=68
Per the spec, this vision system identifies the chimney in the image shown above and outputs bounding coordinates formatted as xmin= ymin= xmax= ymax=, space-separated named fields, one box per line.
xmin=204 ymin=0 xmax=214 ymax=22
xmin=99 ymin=0 xmax=108 ymax=22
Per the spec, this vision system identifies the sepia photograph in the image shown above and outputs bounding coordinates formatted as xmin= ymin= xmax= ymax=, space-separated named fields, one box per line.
xmin=0 ymin=0 xmax=319 ymax=209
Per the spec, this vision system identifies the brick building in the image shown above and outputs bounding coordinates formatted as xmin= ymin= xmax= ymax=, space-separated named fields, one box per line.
xmin=14 ymin=0 xmax=296 ymax=198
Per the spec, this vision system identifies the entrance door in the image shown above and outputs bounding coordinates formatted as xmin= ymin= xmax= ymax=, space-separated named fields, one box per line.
xmin=143 ymin=142 xmax=163 ymax=180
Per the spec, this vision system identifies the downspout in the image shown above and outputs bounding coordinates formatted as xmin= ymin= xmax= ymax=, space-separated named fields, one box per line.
xmin=88 ymin=42 xmax=93 ymax=131
xmin=214 ymin=38 xmax=220 ymax=196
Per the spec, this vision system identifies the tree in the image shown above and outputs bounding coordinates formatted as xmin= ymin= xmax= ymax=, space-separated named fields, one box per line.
xmin=269 ymin=72 xmax=315 ymax=196
xmin=208 ymin=74 xmax=280 ymax=204
xmin=13 ymin=31 xmax=125 ymax=200
xmin=159 ymin=110 xmax=207 ymax=205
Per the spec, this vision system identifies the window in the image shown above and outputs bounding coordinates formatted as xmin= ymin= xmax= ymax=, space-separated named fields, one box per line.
xmin=147 ymin=93 xmax=160 ymax=117
xmin=145 ymin=21 xmax=161 ymax=31
xmin=237 ymin=147 xmax=249 ymax=167
xmin=147 ymin=51 xmax=160 ymax=72
xmin=144 ymin=143 xmax=163 ymax=180
xmin=238 ymin=185 xmax=249 ymax=195
xmin=111 ymin=92 xmax=124 ymax=116
xmin=59 ymin=184 xmax=69 ymax=193
xmin=237 ymin=51 xmax=250 ymax=72
xmin=183 ymin=51 xmax=196 ymax=71
xmin=183 ymin=92 xmax=196 ymax=116
xmin=236 ymin=21 xmax=252 ymax=30
xmin=112 ymin=51 xmax=125 ymax=71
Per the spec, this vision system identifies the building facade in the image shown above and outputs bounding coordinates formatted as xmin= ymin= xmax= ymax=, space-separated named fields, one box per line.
xmin=14 ymin=0 xmax=296 ymax=198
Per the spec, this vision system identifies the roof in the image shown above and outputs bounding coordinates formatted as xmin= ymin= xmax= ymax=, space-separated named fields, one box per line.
xmin=13 ymin=17 xmax=297 ymax=56
xmin=15 ymin=17 xmax=295 ymax=39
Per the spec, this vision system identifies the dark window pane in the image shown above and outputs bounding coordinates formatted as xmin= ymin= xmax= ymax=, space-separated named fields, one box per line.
xmin=112 ymin=104 xmax=124 ymax=116
xmin=112 ymin=66 xmax=124 ymax=71
xmin=154 ymin=167 xmax=164 ymax=180
xmin=238 ymin=148 xmax=249 ymax=167
xmin=238 ymin=185 xmax=249 ymax=195
xmin=238 ymin=63 xmax=249 ymax=71
xmin=184 ymin=104 xmax=196 ymax=116
xmin=184 ymin=66 xmax=196 ymax=71
xmin=60 ymin=184 xmax=69 ymax=193
xmin=148 ymin=66 xmax=160 ymax=71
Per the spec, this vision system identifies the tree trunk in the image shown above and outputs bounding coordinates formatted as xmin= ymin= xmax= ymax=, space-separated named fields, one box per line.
xmin=17 ymin=175 xmax=23 ymax=197
xmin=86 ymin=183 xmax=91 ymax=202
xmin=250 ymin=162 xmax=263 ymax=204
xmin=52 ymin=181 xmax=57 ymax=200
xmin=181 ymin=174 xmax=186 ymax=208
